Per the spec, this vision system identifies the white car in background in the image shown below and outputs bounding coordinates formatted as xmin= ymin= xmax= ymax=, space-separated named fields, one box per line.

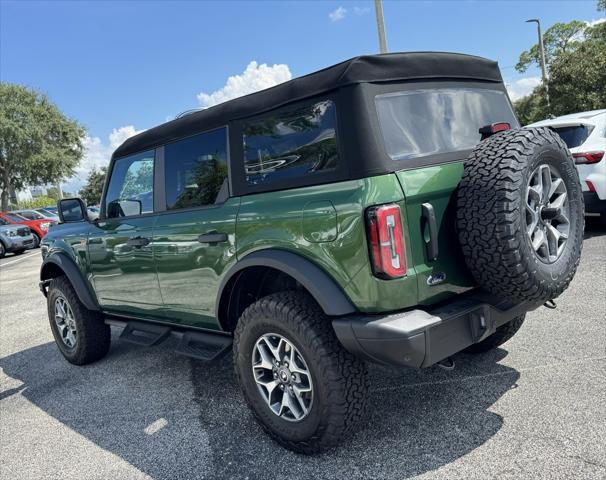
xmin=527 ymin=109 xmax=606 ymax=222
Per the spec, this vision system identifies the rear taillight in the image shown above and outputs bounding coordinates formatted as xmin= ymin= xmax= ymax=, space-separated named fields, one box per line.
xmin=479 ymin=122 xmax=511 ymax=140
xmin=366 ymin=204 xmax=406 ymax=279
xmin=587 ymin=180 xmax=596 ymax=193
xmin=573 ymin=151 xmax=604 ymax=164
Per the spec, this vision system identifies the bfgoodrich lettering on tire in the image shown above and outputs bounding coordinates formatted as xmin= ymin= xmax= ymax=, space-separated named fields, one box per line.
xmin=233 ymin=291 xmax=368 ymax=454
xmin=457 ymin=127 xmax=584 ymax=303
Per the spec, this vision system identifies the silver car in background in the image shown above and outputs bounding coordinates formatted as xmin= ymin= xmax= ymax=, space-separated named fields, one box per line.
xmin=0 ymin=221 xmax=35 ymax=258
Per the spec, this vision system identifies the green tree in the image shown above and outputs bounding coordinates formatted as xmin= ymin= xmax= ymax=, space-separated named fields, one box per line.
xmin=513 ymin=20 xmax=606 ymax=124
xmin=515 ymin=20 xmax=587 ymax=73
xmin=598 ymin=0 xmax=605 ymax=12
xmin=0 ymin=83 xmax=86 ymax=210
xmin=79 ymin=167 xmax=107 ymax=205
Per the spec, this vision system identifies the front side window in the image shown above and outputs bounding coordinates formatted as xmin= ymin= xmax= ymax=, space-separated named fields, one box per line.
xmin=105 ymin=150 xmax=154 ymax=218
xmin=242 ymin=99 xmax=338 ymax=185
xmin=375 ymin=88 xmax=518 ymax=161
xmin=164 ymin=128 xmax=228 ymax=210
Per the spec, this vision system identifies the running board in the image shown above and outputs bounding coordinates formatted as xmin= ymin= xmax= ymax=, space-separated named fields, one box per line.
xmin=119 ymin=321 xmax=171 ymax=346
xmin=107 ymin=318 xmax=232 ymax=362
xmin=175 ymin=331 xmax=232 ymax=362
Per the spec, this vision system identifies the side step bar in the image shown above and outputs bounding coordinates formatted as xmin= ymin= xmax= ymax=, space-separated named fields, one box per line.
xmin=106 ymin=319 xmax=232 ymax=362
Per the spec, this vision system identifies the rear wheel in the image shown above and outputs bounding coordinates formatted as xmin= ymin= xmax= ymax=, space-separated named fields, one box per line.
xmin=47 ymin=276 xmax=111 ymax=365
xmin=464 ymin=315 xmax=525 ymax=353
xmin=233 ymin=291 xmax=368 ymax=454
xmin=0 ymin=241 xmax=5 ymax=258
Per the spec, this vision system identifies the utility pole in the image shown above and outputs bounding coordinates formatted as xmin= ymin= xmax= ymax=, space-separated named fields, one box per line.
xmin=526 ymin=19 xmax=550 ymax=109
xmin=55 ymin=181 xmax=63 ymax=200
xmin=374 ymin=0 xmax=388 ymax=54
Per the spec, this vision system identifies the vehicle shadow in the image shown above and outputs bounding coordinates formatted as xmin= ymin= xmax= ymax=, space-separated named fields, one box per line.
xmin=0 ymin=335 xmax=519 ymax=479
xmin=584 ymin=216 xmax=606 ymax=239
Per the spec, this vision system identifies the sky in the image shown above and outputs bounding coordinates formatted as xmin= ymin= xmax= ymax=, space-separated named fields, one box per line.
xmin=1 ymin=0 xmax=604 ymax=193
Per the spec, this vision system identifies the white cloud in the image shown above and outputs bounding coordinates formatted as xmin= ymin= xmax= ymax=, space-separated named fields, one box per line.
xmin=196 ymin=61 xmax=292 ymax=108
xmin=586 ymin=18 xmax=605 ymax=27
xmin=62 ymin=125 xmax=142 ymax=194
xmin=353 ymin=6 xmax=371 ymax=15
xmin=329 ymin=6 xmax=347 ymax=22
xmin=505 ymin=76 xmax=541 ymax=101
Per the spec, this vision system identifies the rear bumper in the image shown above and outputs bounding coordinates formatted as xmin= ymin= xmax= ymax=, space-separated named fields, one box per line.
xmin=583 ymin=191 xmax=606 ymax=214
xmin=332 ymin=292 xmax=542 ymax=368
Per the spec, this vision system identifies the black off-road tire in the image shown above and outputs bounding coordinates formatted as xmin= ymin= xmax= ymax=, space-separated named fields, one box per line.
xmin=464 ymin=315 xmax=525 ymax=354
xmin=457 ymin=127 xmax=584 ymax=303
xmin=48 ymin=276 xmax=111 ymax=365
xmin=233 ymin=291 xmax=368 ymax=454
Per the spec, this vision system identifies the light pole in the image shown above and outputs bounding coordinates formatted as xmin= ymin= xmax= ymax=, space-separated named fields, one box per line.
xmin=374 ymin=0 xmax=388 ymax=54
xmin=526 ymin=18 xmax=550 ymax=108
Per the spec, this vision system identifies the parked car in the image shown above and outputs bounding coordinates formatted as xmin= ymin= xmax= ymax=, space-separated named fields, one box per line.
xmin=41 ymin=206 xmax=58 ymax=215
xmin=34 ymin=208 xmax=61 ymax=221
xmin=0 ymin=220 xmax=35 ymax=257
xmin=38 ymin=52 xmax=584 ymax=453
xmin=527 ymin=109 xmax=605 ymax=222
xmin=13 ymin=209 xmax=59 ymax=222
xmin=0 ymin=211 xmax=56 ymax=248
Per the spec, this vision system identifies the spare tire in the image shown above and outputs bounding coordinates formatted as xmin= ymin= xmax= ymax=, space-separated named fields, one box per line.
xmin=457 ymin=127 xmax=584 ymax=303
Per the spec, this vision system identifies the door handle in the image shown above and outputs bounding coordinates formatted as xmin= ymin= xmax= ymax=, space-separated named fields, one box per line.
xmin=421 ymin=203 xmax=439 ymax=261
xmin=127 ymin=236 xmax=150 ymax=248
xmin=197 ymin=232 xmax=228 ymax=244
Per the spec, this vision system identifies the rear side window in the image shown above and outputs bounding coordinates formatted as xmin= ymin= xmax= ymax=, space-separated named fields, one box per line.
xmin=105 ymin=150 xmax=155 ymax=218
xmin=551 ymin=126 xmax=591 ymax=148
xmin=242 ymin=99 xmax=338 ymax=185
xmin=375 ymin=88 xmax=518 ymax=161
xmin=164 ymin=128 xmax=228 ymax=210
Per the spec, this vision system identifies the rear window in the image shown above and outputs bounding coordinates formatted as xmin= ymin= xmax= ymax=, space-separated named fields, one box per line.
xmin=551 ymin=125 xmax=591 ymax=149
xmin=242 ymin=99 xmax=338 ymax=185
xmin=375 ymin=88 xmax=518 ymax=161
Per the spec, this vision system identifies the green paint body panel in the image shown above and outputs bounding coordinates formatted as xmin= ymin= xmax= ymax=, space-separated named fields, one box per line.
xmin=395 ymin=162 xmax=475 ymax=305
xmin=41 ymin=166 xmax=475 ymax=330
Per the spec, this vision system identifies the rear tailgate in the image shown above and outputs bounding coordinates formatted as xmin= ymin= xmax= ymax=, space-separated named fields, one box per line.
xmin=373 ymin=84 xmax=520 ymax=306
xmin=396 ymin=163 xmax=475 ymax=305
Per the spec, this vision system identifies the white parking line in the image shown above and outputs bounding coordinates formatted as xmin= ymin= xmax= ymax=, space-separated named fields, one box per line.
xmin=0 ymin=251 xmax=40 ymax=267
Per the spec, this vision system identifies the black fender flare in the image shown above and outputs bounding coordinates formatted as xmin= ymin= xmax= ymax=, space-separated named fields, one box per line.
xmin=40 ymin=253 xmax=100 ymax=311
xmin=216 ymin=249 xmax=356 ymax=318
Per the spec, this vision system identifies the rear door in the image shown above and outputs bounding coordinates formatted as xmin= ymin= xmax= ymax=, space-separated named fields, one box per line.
xmin=152 ymin=128 xmax=239 ymax=330
xmin=89 ymin=150 xmax=164 ymax=318
xmin=374 ymin=84 xmax=519 ymax=305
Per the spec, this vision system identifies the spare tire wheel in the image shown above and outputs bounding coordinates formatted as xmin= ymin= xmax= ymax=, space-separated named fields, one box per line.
xmin=457 ymin=127 xmax=584 ymax=303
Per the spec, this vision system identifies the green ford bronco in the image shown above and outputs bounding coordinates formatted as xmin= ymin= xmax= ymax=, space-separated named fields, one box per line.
xmin=40 ymin=52 xmax=584 ymax=453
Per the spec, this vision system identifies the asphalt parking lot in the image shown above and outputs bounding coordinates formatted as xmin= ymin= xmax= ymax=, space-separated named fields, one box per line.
xmin=0 ymin=218 xmax=605 ymax=480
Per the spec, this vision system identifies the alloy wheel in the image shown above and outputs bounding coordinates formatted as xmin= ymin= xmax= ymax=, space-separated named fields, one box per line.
xmin=525 ymin=164 xmax=570 ymax=263
xmin=54 ymin=296 xmax=78 ymax=348
xmin=251 ymin=333 xmax=313 ymax=422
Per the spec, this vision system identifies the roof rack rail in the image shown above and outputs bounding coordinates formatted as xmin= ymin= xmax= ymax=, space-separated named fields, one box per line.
xmin=175 ymin=108 xmax=203 ymax=119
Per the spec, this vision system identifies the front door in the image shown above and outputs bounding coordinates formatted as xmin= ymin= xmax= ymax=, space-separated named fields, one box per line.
xmin=152 ymin=128 xmax=238 ymax=329
xmin=89 ymin=149 xmax=164 ymax=318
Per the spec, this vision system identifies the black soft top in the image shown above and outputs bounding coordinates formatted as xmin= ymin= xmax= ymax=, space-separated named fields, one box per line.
xmin=113 ymin=52 xmax=502 ymax=159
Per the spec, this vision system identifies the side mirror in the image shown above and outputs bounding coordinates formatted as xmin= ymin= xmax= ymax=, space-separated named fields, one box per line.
xmin=106 ymin=199 xmax=142 ymax=218
xmin=58 ymin=198 xmax=88 ymax=223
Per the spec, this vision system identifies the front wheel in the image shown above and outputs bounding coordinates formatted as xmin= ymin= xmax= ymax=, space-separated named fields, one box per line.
xmin=233 ymin=291 xmax=368 ymax=454
xmin=48 ymin=276 xmax=111 ymax=365
xmin=31 ymin=233 xmax=40 ymax=249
